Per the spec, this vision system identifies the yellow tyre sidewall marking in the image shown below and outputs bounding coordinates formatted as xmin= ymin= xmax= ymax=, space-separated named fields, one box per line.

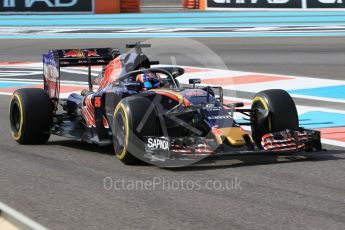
xmin=253 ymin=96 xmax=272 ymax=131
xmin=114 ymin=103 xmax=129 ymax=160
xmin=10 ymin=94 xmax=24 ymax=141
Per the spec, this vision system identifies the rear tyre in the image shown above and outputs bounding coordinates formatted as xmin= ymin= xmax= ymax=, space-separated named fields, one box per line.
xmin=113 ymin=96 xmax=158 ymax=165
xmin=9 ymin=88 xmax=52 ymax=144
xmin=251 ymin=89 xmax=298 ymax=148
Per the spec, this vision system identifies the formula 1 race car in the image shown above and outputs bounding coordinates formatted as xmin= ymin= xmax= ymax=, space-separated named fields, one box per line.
xmin=9 ymin=43 xmax=322 ymax=166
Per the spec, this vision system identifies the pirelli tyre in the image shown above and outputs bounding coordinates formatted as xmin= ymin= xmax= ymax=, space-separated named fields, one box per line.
xmin=9 ymin=88 xmax=52 ymax=144
xmin=113 ymin=96 xmax=158 ymax=165
xmin=251 ymin=89 xmax=299 ymax=148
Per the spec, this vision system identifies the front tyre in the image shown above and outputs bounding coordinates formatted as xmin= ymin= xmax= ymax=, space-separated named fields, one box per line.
xmin=113 ymin=97 xmax=158 ymax=165
xmin=113 ymin=102 xmax=139 ymax=165
xmin=9 ymin=88 xmax=52 ymax=144
xmin=251 ymin=89 xmax=298 ymax=148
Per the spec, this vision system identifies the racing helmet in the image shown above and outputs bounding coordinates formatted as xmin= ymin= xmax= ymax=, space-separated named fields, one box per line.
xmin=136 ymin=72 xmax=161 ymax=91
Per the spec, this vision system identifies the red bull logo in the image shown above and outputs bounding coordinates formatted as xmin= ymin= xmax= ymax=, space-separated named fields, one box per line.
xmin=87 ymin=50 xmax=100 ymax=57
xmin=64 ymin=50 xmax=83 ymax=58
xmin=63 ymin=49 xmax=99 ymax=58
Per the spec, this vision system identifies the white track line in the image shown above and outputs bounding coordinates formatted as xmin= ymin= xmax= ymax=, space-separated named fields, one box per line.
xmin=0 ymin=202 xmax=48 ymax=230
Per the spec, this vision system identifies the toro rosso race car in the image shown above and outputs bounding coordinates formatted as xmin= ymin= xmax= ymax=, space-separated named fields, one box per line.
xmin=9 ymin=43 xmax=323 ymax=166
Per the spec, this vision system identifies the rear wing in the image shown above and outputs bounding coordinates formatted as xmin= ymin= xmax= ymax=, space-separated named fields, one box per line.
xmin=48 ymin=48 xmax=115 ymax=67
xmin=43 ymin=48 xmax=118 ymax=99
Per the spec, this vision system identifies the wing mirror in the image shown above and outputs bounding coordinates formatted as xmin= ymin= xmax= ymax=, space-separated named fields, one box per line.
xmin=189 ymin=78 xmax=201 ymax=88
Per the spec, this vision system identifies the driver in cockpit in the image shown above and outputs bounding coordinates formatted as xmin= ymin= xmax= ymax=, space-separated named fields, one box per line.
xmin=136 ymin=72 xmax=161 ymax=91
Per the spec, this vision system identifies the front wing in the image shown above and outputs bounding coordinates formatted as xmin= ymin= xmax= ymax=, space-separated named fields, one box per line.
xmin=142 ymin=128 xmax=323 ymax=161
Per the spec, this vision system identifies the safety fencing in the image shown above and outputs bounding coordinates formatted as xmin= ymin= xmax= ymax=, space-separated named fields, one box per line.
xmin=1 ymin=1 xmax=344 ymax=14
